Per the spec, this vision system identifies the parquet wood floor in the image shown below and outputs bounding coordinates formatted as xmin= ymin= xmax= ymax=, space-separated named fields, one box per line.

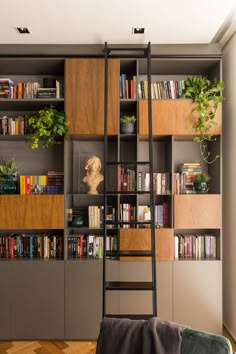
xmin=0 ymin=327 xmax=235 ymax=354
xmin=0 ymin=341 xmax=96 ymax=354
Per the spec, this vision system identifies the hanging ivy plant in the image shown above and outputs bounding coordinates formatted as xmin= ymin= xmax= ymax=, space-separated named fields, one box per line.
xmin=183 ymin=75 xmax=224 ymax=164
xmin=26 ymin=105 xmax=69 ymax=149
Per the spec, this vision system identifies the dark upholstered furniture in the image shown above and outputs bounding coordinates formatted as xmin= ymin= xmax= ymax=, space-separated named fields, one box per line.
xmin=96 ymin=317 xmax=233 ymax=354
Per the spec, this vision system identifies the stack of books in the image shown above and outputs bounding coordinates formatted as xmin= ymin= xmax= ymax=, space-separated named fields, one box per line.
xmin=47 ymin=170 xmax=64 ymax=194
xmin=0 ymin=78 xmax=14 ymax=99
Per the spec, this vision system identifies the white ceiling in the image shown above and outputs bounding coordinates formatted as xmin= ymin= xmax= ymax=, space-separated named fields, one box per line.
xmin=0 ymin=0 xmax=236 ymax=45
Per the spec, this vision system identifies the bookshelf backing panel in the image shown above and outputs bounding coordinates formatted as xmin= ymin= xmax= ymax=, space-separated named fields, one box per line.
xmin=0 ymin=195 xmax=64 ymax=229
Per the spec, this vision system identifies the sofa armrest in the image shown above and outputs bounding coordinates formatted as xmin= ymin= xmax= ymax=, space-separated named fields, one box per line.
xmin=181 ymin=328 xmax=233 ymax=354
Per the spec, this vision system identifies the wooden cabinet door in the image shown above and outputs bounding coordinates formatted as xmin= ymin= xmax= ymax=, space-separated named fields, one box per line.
xmin=0 ymin=195 xmax=64 ymax=229
xmin=174 ymin=194 xmax=222 ymax=229
xmin=65 ymin=58 xmax=118 ymax=135
xmin=139 ymin=100 xmax=222 ymax=136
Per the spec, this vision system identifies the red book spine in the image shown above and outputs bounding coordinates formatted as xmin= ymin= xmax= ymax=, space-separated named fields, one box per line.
xmin=25 ymin=175 xmax=31 ymax=195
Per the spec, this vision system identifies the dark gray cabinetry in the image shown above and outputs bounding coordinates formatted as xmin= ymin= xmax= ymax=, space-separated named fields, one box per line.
xmin=11 ymin=261 xmax=64 ymax=339
xmin=0 ymin=262 xmax=10 ymax=339
xmin=65 ymin=260 xmax=102 ymax=339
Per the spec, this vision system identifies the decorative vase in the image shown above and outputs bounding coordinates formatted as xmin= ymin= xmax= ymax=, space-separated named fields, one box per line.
xmin=193 ymin=181 xmax=209 ymax=194
xmin=0 ymin=175 xmax=16 ymax=194
xmin=120 ymin=123 xmax=135 ymax=134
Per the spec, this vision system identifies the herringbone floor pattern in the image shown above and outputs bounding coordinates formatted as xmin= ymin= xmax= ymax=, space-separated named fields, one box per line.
xmin=0 ymin=328 xmax=235 ymax=354
xmin=0 ymin=341 xmax=96 ymax=354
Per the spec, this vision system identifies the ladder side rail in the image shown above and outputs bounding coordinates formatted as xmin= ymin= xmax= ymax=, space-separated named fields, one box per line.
xmin=103 ymin=41 xmax=109 ymax=318
xmin=147 ymin=42 xmax=157 ymax=317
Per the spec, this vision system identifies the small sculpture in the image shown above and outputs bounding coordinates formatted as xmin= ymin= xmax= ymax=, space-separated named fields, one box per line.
xmin=83 ymin=155 xmax=104 ymax=194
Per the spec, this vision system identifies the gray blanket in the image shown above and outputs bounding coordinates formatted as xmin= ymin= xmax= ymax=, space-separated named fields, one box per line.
xmin=96 ymin=317 xmax=187 ymax=354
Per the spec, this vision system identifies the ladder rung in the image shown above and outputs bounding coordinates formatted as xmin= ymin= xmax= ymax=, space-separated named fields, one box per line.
xmin=106 ymin=250 xmax=152 ymax=257
xmin=105 ymin=221 xmax=152 ymax=225
xmin=104 ymin=314 xmax=154 ymax=320
xmin=106 ymin=161 xmax=151 ymax=165
xmin=106 ymin=191 xmax=151 ymax=195
xmin=106 ymin=281 xmax=153 ymax=291
xmin=106 ymin=46 xmax=147 ymax=52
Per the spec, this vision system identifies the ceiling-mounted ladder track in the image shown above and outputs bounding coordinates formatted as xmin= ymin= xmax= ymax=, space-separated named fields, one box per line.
xmin=102 ymin=42 xmax=157 ymax=319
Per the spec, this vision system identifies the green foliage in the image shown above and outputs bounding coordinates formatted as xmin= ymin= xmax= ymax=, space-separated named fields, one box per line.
xmin=26 ymin=105 xmax=69 ymax=149
xmin=194 ymin=172 xmax=211 ymax=184
xmin=120 ymin=115 xmax=136 ymax=124
xmin=0 ymin=158 xmax=17 ymax=176
xmin=183 ymin=75 xmax=224 ymax=164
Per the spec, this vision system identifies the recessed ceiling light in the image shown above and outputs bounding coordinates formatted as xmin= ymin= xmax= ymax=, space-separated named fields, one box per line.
xmin=16 ymin=27 xmax=31 ymax=34
xmin=132 ymin=27 xmax=145 ymax=34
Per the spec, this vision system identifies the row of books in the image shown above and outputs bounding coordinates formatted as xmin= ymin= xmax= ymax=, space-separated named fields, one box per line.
xmin=0 ymin=78 xmax=14 ymax=99
xmin=119 ymin=74 xmax=137 ymax=99
xmin=120 ymin=203 xmax=169 ymax=228
xmin=138 ymin=172 xmax=171 ymax=195
xmin=137 ymin=80 xmax=186 ymax=100
xmin=68 ymin=206 xmax=116 ymax=229
xmin=0 ymin=115 xmax=26 ymax=135
xmin=20 ymin=171 xmax=64 ymax=195
xmin=0 ymin=233 xmax=63 ymax=259
xmin=0 ymin=79 xmax=62 ymax=99
xmin=68 ymin=203 xmax=169 ymax=229
xmin=67 ymin=234 xmax=118 ymax=259
xmin=174 ymin=234 xmax=217 ymax=260
xmin=138 ymin=203 xmax=169 ymax=228
xmin=174 ymin=162 xmax=202 ymax=194
xmin=118 ymin=165 xmax=136 ymax=191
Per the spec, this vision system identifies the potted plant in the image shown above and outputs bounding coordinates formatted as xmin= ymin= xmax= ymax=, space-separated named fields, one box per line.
xmin=26 ymin=105 xmax=69 ymax=149
xmin=183 ymin=75 xmax=224 ymax=164
xmin=0 ymin=158 xmax=18 ymax=194
xmin=120 ymin=115 xmax=136 ymax=134
xmin=193 ymin=172 xmax=211 ymax=193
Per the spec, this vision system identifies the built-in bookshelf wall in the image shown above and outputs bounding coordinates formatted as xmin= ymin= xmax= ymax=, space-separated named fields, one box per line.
xmin=0 ymin=51 xmax=223 ymax=339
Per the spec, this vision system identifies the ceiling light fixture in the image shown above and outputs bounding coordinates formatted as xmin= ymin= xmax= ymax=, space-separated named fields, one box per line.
xmin=16 ymin=27 xmax=31 ymax=34
xmin=132 ymin=27 xmax=145 ymax=34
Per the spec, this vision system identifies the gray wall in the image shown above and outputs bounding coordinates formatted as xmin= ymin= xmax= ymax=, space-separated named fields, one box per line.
xmin=222 ymin=32 xmax=236 ymax=339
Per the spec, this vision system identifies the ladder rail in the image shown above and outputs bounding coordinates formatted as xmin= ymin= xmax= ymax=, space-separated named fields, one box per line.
xmin=102 ymin=41 xmax=109 ymax=318
xmin=147 ymin=42 xmax=157 ymax=317
xmin=103 ymin=42 xmax=157 ymax=318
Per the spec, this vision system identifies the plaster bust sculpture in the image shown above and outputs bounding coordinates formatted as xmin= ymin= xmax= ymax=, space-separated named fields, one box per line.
xmin=83 ymin=155 xmax=104 ymax=194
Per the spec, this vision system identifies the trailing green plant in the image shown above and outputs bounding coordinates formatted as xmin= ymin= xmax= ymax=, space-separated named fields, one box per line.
xmin=194 ymin=172 xmax=211 ymax=184
xmin=183 ymin=75 xmax=224 ymax=164
xmin=0 ymin=158 xmax=17 ymax=176
xmin=120 ymin=115 xmax=136 ymax=124
xmin=26 ymin=105 xmax=69 ymax=149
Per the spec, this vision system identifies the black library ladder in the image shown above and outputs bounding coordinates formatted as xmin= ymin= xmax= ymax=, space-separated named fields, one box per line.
xmin=102 ymin=42 xmax=157 ymax=319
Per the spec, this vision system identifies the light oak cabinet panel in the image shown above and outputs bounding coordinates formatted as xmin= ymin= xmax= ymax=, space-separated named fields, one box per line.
xmin=0 ymin=195 xmax=64 ymax=229
xmin=65 ymin=58 xmax=119 ymax=135
xmin=120 ymin=228 xmax=173 ymax=261
xmin=174 ymin=194 xmax=222 ymax=229
xmin=139 ymin=100 xmax=222 ymax=136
